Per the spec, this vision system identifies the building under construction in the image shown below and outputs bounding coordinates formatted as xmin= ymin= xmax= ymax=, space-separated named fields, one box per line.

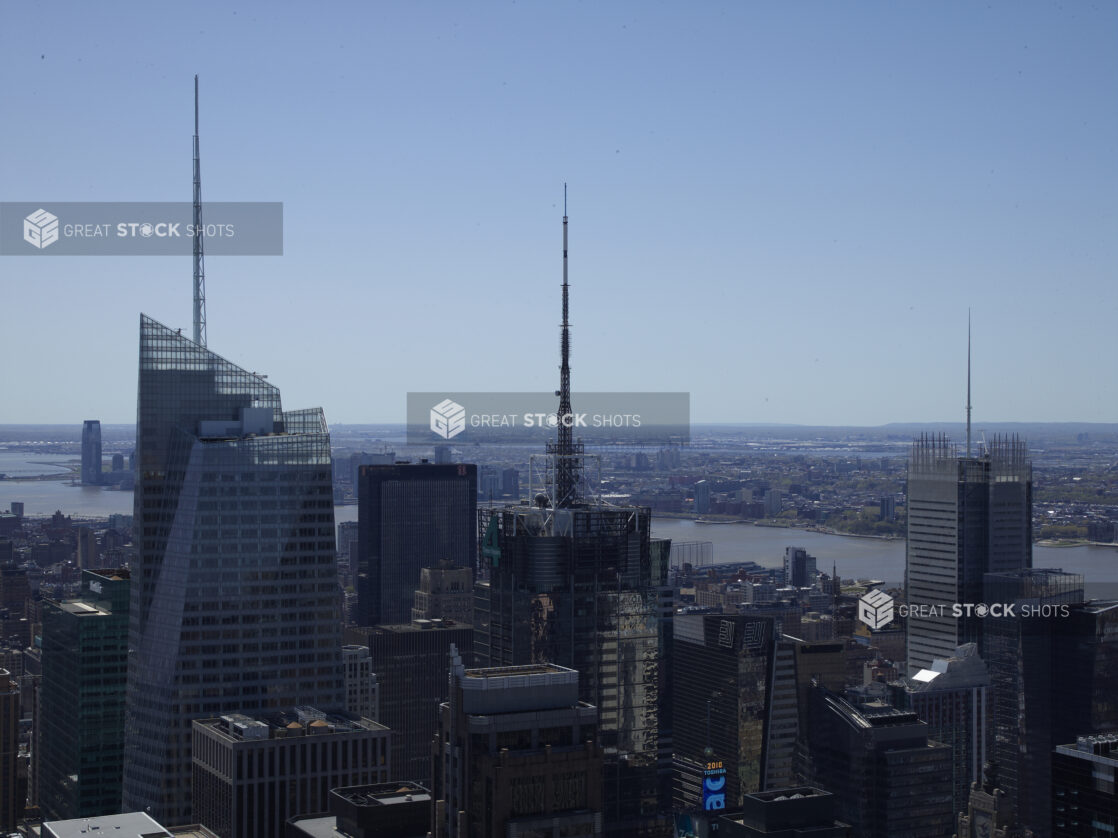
xmin=472 ymin=196 xmax=673 ymax=834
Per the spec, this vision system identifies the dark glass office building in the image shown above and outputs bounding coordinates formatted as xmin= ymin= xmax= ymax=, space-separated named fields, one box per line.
xmin=1053 ymin=734 xmax=1118 ymax=837
xmin=474 ymin=502 xmax=672 ymax=833
xmin=434 ymin=661 xmax=604 ymax=838
xmin=345 ymin=619 xmax=474 ymax=785
xmin=122 ymin=315 xmax=344 ymax=825
xmin=356 ymin=463 xmax=477 ymax=627
xmin=803 ymin=688 xmax=954 ymax=838
xmin=890 ymin=642 xmax=992 ymax=821
xmin=672 ymin=614 xmax=775 ymax=815
xmin=1052 ymin=600 xmax=1118 ymax=738
xmin=38 ymin=569 xmax=130 ymax=819
xmin=983 ymin=568 xmax=1084 ymax=838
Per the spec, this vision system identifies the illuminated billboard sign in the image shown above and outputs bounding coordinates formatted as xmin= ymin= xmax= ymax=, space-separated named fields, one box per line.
xmin=701 ymin=760 xmax=726 ymax=811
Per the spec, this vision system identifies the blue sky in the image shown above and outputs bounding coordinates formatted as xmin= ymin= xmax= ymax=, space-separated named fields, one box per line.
xmin=2 ymin=1 xmax=1115 ymax=426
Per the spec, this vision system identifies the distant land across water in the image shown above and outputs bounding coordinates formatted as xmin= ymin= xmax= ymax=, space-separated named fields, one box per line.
xmin=4 ymin=424 xmax=1117 ymax=597
xmin=2 ymin=474 xmax=1114 ymax=596
xmin=5 ymin=422 xmax=1118 ymax=443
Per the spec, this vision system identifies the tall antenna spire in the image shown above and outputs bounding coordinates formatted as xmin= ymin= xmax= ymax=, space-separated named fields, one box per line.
xmin=192 ymin=74 xmax=207 ymax=347
xmin=966 ymin=309 xmax=971 ymax=458
xmin=555 ymin=183 xmax=578 ymax=507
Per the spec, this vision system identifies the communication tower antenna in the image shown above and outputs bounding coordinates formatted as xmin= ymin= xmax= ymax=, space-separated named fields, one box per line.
xmin=192 ymin=74 xmax=207 ymax=346
xmin=555 ymin=183 xmax=579 ymax=507
xmin=966 ymin=309 xmax=972 ymax=458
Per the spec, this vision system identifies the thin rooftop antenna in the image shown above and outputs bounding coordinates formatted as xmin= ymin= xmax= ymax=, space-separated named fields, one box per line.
xmin=192 ymin=74 xmax=207 ymax=347
xmin=555 ymin=183 xmax=578 ymax=507
xmin=966 ymin=309 xmax=971 ymax=458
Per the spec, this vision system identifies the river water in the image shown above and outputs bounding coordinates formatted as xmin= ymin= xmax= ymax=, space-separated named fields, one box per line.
xmin=5 ymin=470 xmax=1115 ymax=592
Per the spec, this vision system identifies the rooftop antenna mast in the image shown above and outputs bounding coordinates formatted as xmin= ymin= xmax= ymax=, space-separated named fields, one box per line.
xmin=966 ymin=309 xmax=971 ymax=458
xmin=192 ymin=74 xmax=207 ymax=347
xmin=555 ymin=183 xmax=578 ymax=507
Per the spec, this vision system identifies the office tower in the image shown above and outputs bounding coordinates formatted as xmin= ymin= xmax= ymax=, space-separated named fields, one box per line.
xmin=346 ymin=620 xmax=474 ymax=784
xmin=0 ymin=669 xmax=18 ymax=830
xmin=1052 ymin=601 xmax=1118 ymax=736
xmin=348 ymin=451 xmax=396 ymax=494
xmin=473 ymin=206 xmax=672 ymax=833
xmin=123 ymin=315 xmax=344 ymax=825
xmin=879 ymin=495 xmax=896 ymax=521
xmin=337 ymin=520 xmax=360 ymax=559
xmin=763 ymin=635 xmax=846 ymax=790
xmin=983 ymin=569 xmax=1084 ymax=838
xmin=290 ymin=782 xmax=432 ymax=838
xmin=412 ymin=562 xmax=473 ymax=623
xmin=783 ymin=547 xmax=817 ymax=588
xmin=694 ymin=480 xmax=711 ymax=514
xmin=501 ymin=467 xmax=519 ymax=499
xmin=717 ymin=788 xmax=851 ymax=837
xmin=343 ymin=644 xmax=379 ymax=722
xmin=1053 ymin=734 xmax=1118 ymax=838
xmin=38 ymin=569 xmax=130 ymax=819
xmin=191 ymin=709 xmax=390 ymax=838
xmin=763 ymin=490 xmax=782 ymax=518
xmin=74 ymin=525 xmax=97 ymax=569
xmin=0 ymin=563 xmax=29 ymax=618
xmin=477 ymin=466 xmax=501 ymax=501
xmin=474 ymin=502 xmax=669 ymax=828
xmin=672 ymin=614 xmax=775 ymax=818
xmin=890 ymin=643 xmax=992 ymax=821
xmin=356 ymin=463 xmax=477 ymax=627
xmin=434 ymin=659 xmax=604 ymax=838
xmin=905 ymin=435 xmax=1032 ymax=675
xmin=803 ymin=688 xmax=953 ymax=838
xmin=81 ymin=419 xmax=102 ymax=485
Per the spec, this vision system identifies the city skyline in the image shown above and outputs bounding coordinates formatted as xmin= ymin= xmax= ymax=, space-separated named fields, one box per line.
xmin=2 ymin=2 xmax=1116 ymax=427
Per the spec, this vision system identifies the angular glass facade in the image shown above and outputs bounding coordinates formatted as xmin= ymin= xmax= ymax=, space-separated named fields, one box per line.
xmin=123 ymin=315 xmax=343 ymax=825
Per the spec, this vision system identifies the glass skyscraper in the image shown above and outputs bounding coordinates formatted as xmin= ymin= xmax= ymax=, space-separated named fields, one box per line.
xmin=39 ymin=569 xmax=130 ymax=819
xmin=905 ymin=434 xmax=1032 ymax=675
xmin=81 ymin=419 xmax=102 ymax=485
xmin=356 ymin=462 xmax=477 ymax=627
xmin=983 ymin=568 xmax=1085 ymax=837
xmin=672 ymin=614 xmax=775 ymax=815
xmin=122 ymin=315 xmax=344 ymax=824
xmin=474 ymin=503 xmax=672 ymax=832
